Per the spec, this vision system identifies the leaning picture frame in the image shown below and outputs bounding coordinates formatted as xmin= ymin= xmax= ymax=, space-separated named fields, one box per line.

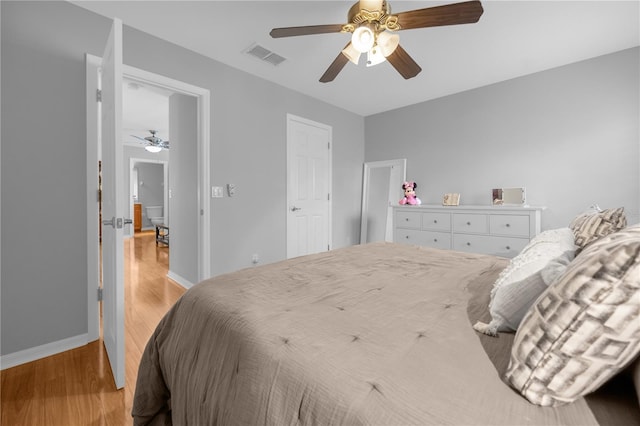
xmin=442 ymin=193 xmax=460 ymax=206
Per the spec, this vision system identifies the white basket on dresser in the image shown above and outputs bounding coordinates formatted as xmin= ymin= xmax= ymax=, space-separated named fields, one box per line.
xmin=393 ymin=205 xmax=546 ymax=258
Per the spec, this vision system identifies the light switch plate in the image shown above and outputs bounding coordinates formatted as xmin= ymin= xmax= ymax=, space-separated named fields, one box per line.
xmin=211 ymin=186 xmax=224 ymax=198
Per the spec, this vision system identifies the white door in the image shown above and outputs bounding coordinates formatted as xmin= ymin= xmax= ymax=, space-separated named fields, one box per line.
xmin=286 ymin=115 xmax=331 ymax=258
xmin=100 ymin=18 xmax=126 ymax=389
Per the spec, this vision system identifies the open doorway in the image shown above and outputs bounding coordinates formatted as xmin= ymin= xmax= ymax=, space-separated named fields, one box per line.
xmin=123 ymin=75 xmax=171 ymax=245
xmin=85 ymin=53 xmax=211 ymax=348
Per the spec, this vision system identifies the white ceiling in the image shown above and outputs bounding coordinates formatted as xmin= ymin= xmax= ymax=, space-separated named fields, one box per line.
xmin=75 ymin=0 xmax=639 ymax=117
xmin=122 ymin=78 xmax=171 ymax=147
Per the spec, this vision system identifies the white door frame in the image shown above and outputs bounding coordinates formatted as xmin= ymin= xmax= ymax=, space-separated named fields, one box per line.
xmin=286 ymin=114 xmax=332 ymax=258
xmin=85 ymin=54 xmax=211 ymax=342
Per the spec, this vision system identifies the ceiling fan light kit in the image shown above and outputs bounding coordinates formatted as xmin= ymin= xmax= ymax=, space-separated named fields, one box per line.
xmin=270 ymin=0 xmax=484 ymax=82
xmin=132 ymin=129 xmax=170 ymax=152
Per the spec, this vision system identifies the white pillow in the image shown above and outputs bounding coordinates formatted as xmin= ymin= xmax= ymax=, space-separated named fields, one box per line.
xmin=490 ymin=227 xmax=577 ymax=299
xmin=473 ymin=251 xmax=574 ymax=336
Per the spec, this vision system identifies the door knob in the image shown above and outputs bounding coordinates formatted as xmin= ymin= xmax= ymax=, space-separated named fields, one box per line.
xmin=102 ymin=217 xmax=115 ymax=228
xmin=291 ymin=206 xmax=302 ymax=212
xmin=124 ymin=218 xmax=133 ymax=225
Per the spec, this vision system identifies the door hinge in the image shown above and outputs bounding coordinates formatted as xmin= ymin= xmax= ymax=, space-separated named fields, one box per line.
xmin=327 ymin=193 xmax=330 ymax=201
xmin=97 ymin=287 xmax=103 ymax=302
xmin=96 ymin=89 xmax=102 ymax=102
xmin=327 ymin=142 xmax=330 ymax=149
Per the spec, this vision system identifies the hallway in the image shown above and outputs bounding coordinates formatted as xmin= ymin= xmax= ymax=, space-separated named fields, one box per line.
xmin=1 ymin=232 xmax=185 ymax=425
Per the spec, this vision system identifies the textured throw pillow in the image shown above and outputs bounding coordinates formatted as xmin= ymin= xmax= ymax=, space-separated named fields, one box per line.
xmin=569 ymin=206 xmax=626 ymax=251
xmin=473 ymin=251 xmax=574 ymax=336
xmin=489 ymin=228 xmax=576 ymax=303
xmin=505 ymin=224 xmax=640 ymax=407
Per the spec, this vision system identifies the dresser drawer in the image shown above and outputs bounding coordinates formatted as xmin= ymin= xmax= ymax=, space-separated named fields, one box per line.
xmin=419 ymin=231 xmax=451 ymax=250
xmin=487 ymin=236 xmax=529 ymax=258
xmin=396 ymin=211 xmax=421 ymax=229
xmin=453 ymin=234 xmax=528 ymax=258
xmin=422 ymin=212 xmax=451 ymax=231
xmin=490 ymin=215 xmax=530 ymax=237
xmin=453 ymin=214 xmax=489 ymax=234
xmin=453 ymin=234 xmax=492 ymax=254
xmin=395 ymin=229 xmax=451 ymax=250
xmin=395 ymin=229 xmax=424 ymax=245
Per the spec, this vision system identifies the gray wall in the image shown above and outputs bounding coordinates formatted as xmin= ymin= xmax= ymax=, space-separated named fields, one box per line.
xmin=1 ymin=1 xmax=364 ymax=357
xmin=365 ymin=47 xmax=640 ymax=230
xmin=168 ymin=93 xmax=198 ymax=285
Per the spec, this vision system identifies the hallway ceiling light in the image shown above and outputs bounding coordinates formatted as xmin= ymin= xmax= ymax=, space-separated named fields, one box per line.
xmin=145 ymin=145 xmax=163 ymax=153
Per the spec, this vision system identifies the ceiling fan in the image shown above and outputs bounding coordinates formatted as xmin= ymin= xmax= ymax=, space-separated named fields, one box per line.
xmin=270 ymin=0 xmax=483 ymax=83
xmin=132 ymin=130 xmax=170 ymax=153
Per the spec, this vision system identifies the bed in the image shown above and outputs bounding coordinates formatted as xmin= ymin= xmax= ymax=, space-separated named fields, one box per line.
xmin=132 ymin=222 xmax=640 ymax=425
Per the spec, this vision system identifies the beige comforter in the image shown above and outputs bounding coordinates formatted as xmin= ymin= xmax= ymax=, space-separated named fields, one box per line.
xmin=133 ymin=242 xmax=601 ymax=425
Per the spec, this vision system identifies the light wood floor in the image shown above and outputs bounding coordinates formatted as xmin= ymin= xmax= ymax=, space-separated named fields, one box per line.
xmin=1 ymin=232 xmax=185 ymax=426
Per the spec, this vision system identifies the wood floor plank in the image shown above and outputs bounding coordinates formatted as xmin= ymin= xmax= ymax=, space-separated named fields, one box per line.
xmin=1 ymin=233 xmax=185 ymax=425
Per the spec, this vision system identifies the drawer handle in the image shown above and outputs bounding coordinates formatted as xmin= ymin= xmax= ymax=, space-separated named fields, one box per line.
xmin=467 ymin=221 xmax=471 ymax=226
xmin=506 ymin=245 xmax=511 ymax=250
xmin=434 ymin=238 xmax=438 ymax=242
xmin=434 ymin=220 xmax=438 ymax=223
xmin=405 ymin=218 xmax=409 ymax=222
xmin=405 ymin=235 xmax=410 ymax=239
xmin=506 ymin=223 xmax=511 ymax=227
xmin=466 ymin=242 xmax=471 ymax=246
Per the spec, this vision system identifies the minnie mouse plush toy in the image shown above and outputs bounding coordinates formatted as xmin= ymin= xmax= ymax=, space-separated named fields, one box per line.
xmin=399 ymin=181 xmax=422 ymax=205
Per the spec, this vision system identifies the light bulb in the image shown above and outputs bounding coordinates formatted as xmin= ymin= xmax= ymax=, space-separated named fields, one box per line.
xmin=145 ymin=145 xmax=162 ymax=153
xmin=351 ymin=25 xmax=375 ymax=53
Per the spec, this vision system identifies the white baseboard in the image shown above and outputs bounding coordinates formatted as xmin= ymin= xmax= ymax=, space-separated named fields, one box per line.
xmin=167 ymin=270 xmax=195 ymax=289
xmin=0 ymin=333 xmax=89 ymax=370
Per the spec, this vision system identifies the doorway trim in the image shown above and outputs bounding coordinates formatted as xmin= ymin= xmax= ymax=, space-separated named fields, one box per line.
xmin=86 ymin=54 xmax=211 ymax=342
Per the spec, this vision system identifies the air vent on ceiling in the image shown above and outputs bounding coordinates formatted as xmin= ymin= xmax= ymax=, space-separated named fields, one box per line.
xmin=245 ymin=43 xmax=286 ymax=66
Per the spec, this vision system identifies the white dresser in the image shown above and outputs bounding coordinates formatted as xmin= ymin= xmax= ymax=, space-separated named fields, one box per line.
xmin=393 ymin=205 xmax=545 ymax=258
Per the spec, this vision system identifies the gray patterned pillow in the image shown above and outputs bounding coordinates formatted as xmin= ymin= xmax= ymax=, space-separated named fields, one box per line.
xmin=505 ymin=224 xmax=640 ymax=407
xmin=569 ymin=206 xmax=626 ymax=251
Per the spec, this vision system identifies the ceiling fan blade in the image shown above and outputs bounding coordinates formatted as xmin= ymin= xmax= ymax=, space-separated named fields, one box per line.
xmin=131 ymin=135 xmax=147 ymax=142
xmin=386 ymin=45 xmax=422 ymax=79
xmin=319 ymin=44 xmax=351 ymax=83
xmin=395 ymin=0 xmax=483 ymax=30
xmin=270 ymin=24 xmax=345 ymax=38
